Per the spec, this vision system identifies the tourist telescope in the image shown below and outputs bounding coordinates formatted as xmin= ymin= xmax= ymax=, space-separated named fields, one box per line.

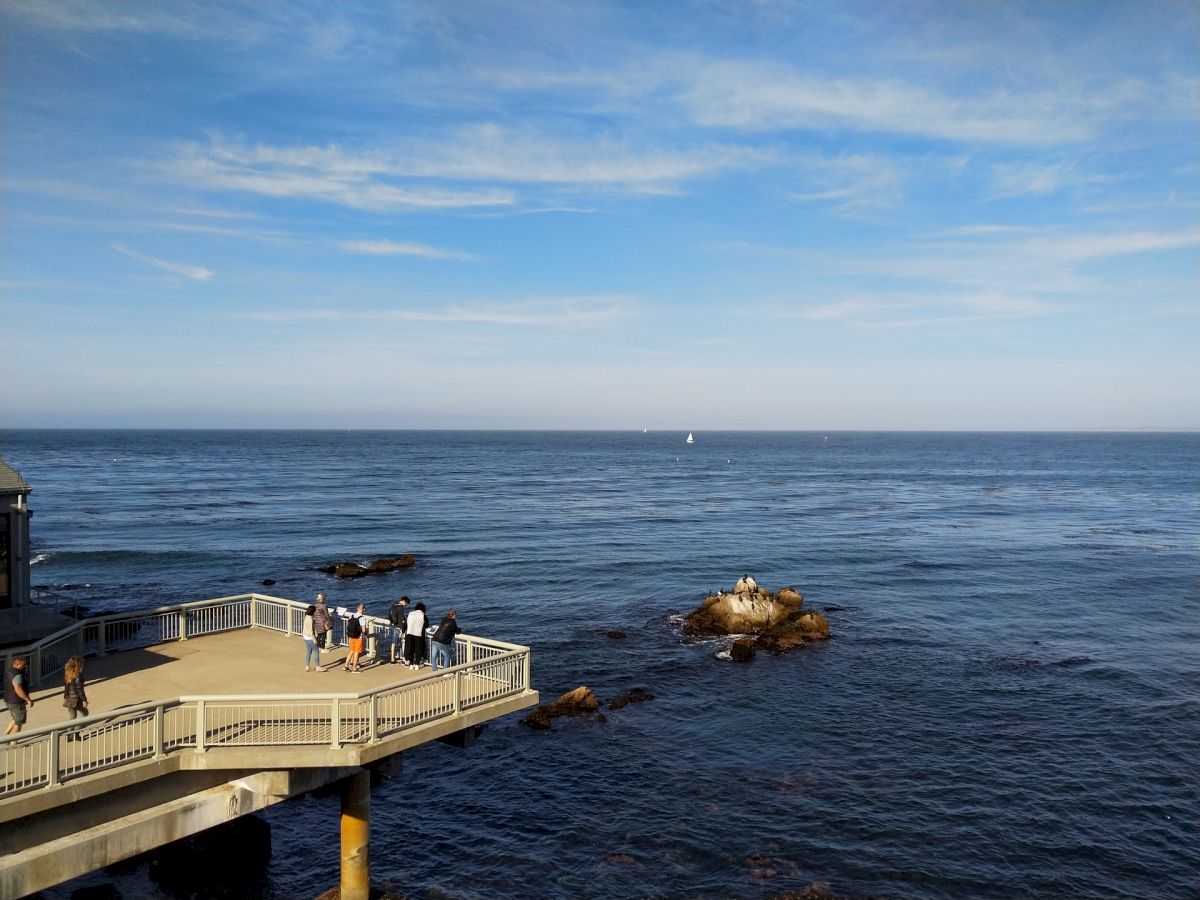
xmin=0 ymin=592 xmax=538 ymax=898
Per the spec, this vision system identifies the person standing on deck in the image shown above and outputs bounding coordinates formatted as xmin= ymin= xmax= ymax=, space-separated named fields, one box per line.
xmin=430 ymin=609 xmax=460 ymax=673
xmin=403 ymin=601 xmax=428 ymax=670
xmin=387 ymin=596 xmax=410 ymax=664
xmin=344 ymin=603 xmax=366 ymax=672
xmin=313 ymin=593 xmax=334 ymax=660
xmin=302 ymin=605 xmax=319 ymax=671
xmin=4 ymin=658 xmax=34 ymax=735
xmin=62 ymin=655 xmax=89 ymax=740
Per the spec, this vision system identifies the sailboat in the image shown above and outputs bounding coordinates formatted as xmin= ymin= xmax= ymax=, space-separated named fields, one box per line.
xmin=686 ymin=432 xmax=694 ymax=444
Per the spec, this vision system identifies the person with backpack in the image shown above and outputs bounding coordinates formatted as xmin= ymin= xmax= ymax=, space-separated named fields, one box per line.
xmin=344 ymin=603 xmax=366 ymax=673
xmin=386 ymin=596 xmax=410 ymax=664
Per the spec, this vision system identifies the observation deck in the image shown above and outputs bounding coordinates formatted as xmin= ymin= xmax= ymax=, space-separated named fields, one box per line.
xmin=0 ymin=594 xmax=538 ymax=898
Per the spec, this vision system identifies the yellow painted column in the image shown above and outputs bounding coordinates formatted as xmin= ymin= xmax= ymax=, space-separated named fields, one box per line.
xmin=340 ymin=769 xmax=371 ymax=900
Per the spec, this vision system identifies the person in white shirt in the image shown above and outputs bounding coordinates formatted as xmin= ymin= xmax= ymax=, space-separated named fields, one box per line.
xmin=402 ymin=602 xmax=428 ymax=670
xmin=302 ymin=605 xmax=319 ymax=671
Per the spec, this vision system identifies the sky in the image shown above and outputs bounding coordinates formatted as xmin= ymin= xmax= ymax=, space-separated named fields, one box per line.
xmin=1 ymin=0 xmax=1197 ymax=430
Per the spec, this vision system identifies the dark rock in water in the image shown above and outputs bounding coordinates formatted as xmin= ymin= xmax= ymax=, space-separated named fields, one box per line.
xmin=685 ymin=577 xmax=831 ymax=655
xmin=522 ymin=686 xmax=599 ymax=730
xmin=261 ymin=578 xmax=276 ymax=586
xmin=730 ymin=637 xmax=755 ymax=662
xmin=71 ymin=885 xmax=122 ymax=900
xmin=320 ymin=554 xmax=416 ymax=578
xmin=597 ymin=712 xmax=608 ymax=725
xmin=366 ymin=554 xmax=416 ymax=573
xmin=602 ymin=853 xmax=639 ymax=866
xmin=148 ymin=815 xmax=270 ymax=894
xmin=606 ymin=630 xmax=626 ymax=639
xmin=769 ymin=883 xmax=885 ymax=899
xmin=317 ymin=888 xmax=409 ymax=900
xmin=608 ymin=688 xmax=654 ymax=710
xmin=822 ymin=604 xmax=845 ymax=612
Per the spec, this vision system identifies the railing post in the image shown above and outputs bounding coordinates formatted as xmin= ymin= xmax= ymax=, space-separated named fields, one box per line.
xmin=97 ymin=618 xmax=108 ymax=656
xmin=179 ymin=609 xmax=189 ymax=641
xmin=154 ymin=704 xmax=166 ymax=758
xmin=32 ymin=646 xmax=43 ymax=683
xmin=453 ymin=672 xmax=462 ymax=714
xmin=250 ymin=595 xmax=259 ymax=629
xmin=195 ymin=701 xmax=206 ymax=752
xmin=47 ymin=732 xmax=61 ymax=788
xmin=466 ymin=638 xmax=475 ymax=665
xmin=369 ymin=694 xmax=378 ymax=744
xmin=331 ymin=698 xmax=342 ymax=749
xmin=523 ymin=650 xmax=531 ymax=690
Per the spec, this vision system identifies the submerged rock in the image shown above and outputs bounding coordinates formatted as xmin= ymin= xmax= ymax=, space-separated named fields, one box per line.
xmin=608 ymin=688 xmax=654 ymax=710
xmin=685 ymin=577 xmax=830 ymax=654
xmin=606 ymin=630 xmax=626 ymax=639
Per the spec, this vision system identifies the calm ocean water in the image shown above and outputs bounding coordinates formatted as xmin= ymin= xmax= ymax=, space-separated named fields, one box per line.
xmin=4 ymin=430 xmax=1198 ymax=899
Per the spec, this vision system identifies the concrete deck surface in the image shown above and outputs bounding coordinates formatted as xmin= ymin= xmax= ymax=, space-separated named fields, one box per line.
xmin=18 ymin=629 xmax=435 ymax=733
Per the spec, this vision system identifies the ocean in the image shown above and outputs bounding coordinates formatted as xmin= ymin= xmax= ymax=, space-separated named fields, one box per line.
xmin=4 ymin=429 xmax=1198 ymax=899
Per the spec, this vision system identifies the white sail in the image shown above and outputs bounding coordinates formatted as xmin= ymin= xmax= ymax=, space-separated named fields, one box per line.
xmin=686 ymin=432 xmax=694 ymax=444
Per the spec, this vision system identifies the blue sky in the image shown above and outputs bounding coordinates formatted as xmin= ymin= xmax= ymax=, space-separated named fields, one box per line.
xmin=2 ymin=0 xmax=1197 ymax=429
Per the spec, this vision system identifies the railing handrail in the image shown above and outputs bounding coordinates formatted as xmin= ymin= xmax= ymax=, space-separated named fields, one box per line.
xmin=0 ymin=645 xmax=526 ymax=748
xmin=0 ymin=593 xmax=262 ymax=667
xmin=1 ymin=593 xmax=524 ymax=682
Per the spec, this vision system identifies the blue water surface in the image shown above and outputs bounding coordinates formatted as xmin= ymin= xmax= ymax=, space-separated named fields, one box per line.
xmin=4 ymin=430 xmax=1198 ymax=899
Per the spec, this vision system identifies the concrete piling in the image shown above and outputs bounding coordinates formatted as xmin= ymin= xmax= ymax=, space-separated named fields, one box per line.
xmin=339 ymin=769 xmax=371 ymax=900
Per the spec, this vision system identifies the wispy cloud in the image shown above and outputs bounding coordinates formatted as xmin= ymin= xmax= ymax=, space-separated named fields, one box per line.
xmin=783 ymin=291 xmax=1064 ymax=329
xmin=169 ymin=139 xmax=516 ymax=212
xmin=988 ymin=161 xmax=1084 ymax=199
xmin=936 ymin=225 xmax=1036 ymax=237
xmin=680 ymin=59 xmax=1125 ymax=144
xmin=789 ymin=154 xmax=904 ymax=216
xmin=110 ymin=242 xmax=213 ymax=281
xmin=166 ymin=129 xmax=772 ymax=211
xmin=337 ymin=239 xmax=479 ymax=261
xmin=239 ymin=296 xmax=633 ymax=326
xmin=397 ymin=124 xmax=770 ymax=186
xmin=852 ymin=227 xmax=1200 ymax=297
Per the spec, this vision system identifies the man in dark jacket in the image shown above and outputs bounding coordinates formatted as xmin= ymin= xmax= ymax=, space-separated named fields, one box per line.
xmin=386 ymin=596 xmax=409 ymax=664
xmin=430 ymin=610 xmax=460 ymax=673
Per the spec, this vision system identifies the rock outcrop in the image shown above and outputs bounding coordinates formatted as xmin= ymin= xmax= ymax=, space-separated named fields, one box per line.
xmin=730 ymin=637 xmax=756 ymax=662
xmin=523 ymin=685 xmax=656 ymax=729
xmin=684 ymin=577 xmax=830 ymax=654
xmin=319 ymin=554 xmax=415 ymax=579
xmin=522 ymin=686 xmax=599 ymax=730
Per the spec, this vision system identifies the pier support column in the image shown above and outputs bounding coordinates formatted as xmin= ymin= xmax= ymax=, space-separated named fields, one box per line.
xmin=339 ymin=769 xmax=371 ymax=900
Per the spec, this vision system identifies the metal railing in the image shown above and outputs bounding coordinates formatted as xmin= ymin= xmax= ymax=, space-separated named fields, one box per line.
xmin=0 ymin=594 xmax=533 ymax=801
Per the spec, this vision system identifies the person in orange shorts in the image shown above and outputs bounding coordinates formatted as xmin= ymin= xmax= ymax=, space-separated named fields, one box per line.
xmin=344 ymin=603 xmax=367 ymax=672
